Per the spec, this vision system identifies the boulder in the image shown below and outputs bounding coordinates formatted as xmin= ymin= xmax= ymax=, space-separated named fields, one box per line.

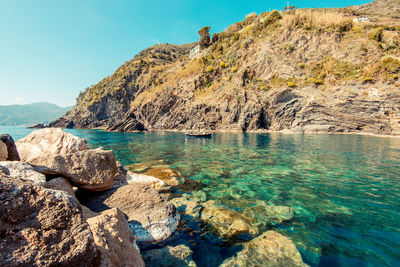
xmin=244 ymin=204 xmax=294 ymax=225
xmin=87 ymin=208 xmax=145 ymax=267
xmin=78 ymin=184 xmax=180 ymax=246
xmin=0 ymin=134 xmax=20 ymax=161
xmin=44 ymin=177 xmax=98 ymax=219
xmin=142 ymin=244 xmax=197 ymax=267
xmin=45 ymin=177 xmax=76 ymax=197
xmin=127 ymin=172 xmax=168 ymax=191
xmin=0 ymin=141 xmax=7 ymax=161
xmin=111 ymin=161 xmax=129 ymax=188
xmin=0 ymin=175 xmax=99 ymax=266
xmin=200 ymin=200 xmax=258 ymax=239
xmin=220 ymin=231 xmax=308 ymax=267
xmin=31 ymin=148 xmax=118 ymax=191
xmin=0 ymin=161 xmax=46 ymax=185
xmin=16 ymin=128 xmax=88 ymax=162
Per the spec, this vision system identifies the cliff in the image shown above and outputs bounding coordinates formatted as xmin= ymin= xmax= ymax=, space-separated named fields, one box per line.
xmin=51 ymin=0 xmax=400 ymax=135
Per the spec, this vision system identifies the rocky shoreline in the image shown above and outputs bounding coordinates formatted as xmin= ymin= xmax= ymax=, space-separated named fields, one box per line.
xmin=0 ymin=128 xmax=309 ymax=266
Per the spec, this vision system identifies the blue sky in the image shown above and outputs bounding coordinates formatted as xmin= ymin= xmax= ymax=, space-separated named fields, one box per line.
xmin=0 ymin=0 xmax=370 ymax=107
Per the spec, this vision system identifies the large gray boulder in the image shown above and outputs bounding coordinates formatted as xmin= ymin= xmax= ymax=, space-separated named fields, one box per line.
xmin=0 ymin=134 xmax=20 ymax=161
xmin=78 ymin=183 xmax=180 ymax=246
xmin=31 ymin=148 xmax=118 ymax=191
xmin=0 ymin=175 xmax=99 ymax=266
xmin=16 ymin=128 xmax=88 ymax=163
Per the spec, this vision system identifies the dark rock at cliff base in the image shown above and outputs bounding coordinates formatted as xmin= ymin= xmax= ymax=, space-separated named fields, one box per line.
xmin=106 ymin=114 xmax=146 ymax=132
xmin=0 ymin=175 xmax=99 ymax=266
xmin=28 ymin=123 xmax=47 ymax=129
xmin=0 ymin=134 xmax=20 ymax=161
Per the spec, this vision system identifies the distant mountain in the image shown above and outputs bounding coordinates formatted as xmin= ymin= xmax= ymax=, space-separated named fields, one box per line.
xmin=0 ymin=102 xmax=72 ymax=126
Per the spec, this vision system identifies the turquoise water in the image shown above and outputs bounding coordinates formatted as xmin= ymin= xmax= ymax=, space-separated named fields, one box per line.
xmin=2 ymin=126 xmax=400 ymax=267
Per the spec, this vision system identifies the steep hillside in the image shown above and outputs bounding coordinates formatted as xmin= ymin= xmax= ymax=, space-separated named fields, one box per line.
xmin=51 ymin=0 xmax=400 ymax=135
xmin=0 ymin=102 xmax=72 ymax=126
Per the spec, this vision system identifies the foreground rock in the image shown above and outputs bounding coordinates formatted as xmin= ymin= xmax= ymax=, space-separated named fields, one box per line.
xmin=244 ymin=204 xmax=294 ymax=225
xmin=0 ymin=134 xmax=20 ymax=161
xmin=0 ymin=161 xmax=46 ymax=185
xmin=31 ymin=148 xmax=118 ymax=191
xmin=142 ymin=244 xmax=196 ymax=267
xmin=0 ymin=141 xmax=7 ymax=161
xmin=0 ymin=175 xmax=99 ymax=266
xmin=200 ymin=200 xmax=258 ymax=239
xmin=16 ymin=128 xmax=88 ymax=162
xmin=87 ymin=208 xmax=145 ymax=267
xmin=220 ymin=231 xmax=308 ymax=267
xmin=78 ymin=183 xmax=180 ymax=246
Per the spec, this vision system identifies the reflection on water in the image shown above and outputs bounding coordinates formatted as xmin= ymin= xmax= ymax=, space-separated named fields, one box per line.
xmin=2 ymin=126 xmax=400 ymax=267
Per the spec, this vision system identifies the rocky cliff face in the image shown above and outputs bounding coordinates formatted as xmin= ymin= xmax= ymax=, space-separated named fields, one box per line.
xmin=51 ymin=0 xmax=400 ymax=135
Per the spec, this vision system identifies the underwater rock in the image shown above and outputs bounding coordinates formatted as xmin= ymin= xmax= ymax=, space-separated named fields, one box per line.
xmin=200 ymin=200 xmax=258 ymax=239
xmin=142 ymin=244 xmax=197 ymax=267
xmin=78 ymin=183 xmax=180 ymax=246
xmin=244 ymin=203 xmax=294 ymax=225
xmin=220 ymin=231 xmax=308 ymax=267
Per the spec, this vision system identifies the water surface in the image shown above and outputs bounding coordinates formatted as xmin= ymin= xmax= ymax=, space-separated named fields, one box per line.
xmin=2 ymin=126 xmax=400 ymax=267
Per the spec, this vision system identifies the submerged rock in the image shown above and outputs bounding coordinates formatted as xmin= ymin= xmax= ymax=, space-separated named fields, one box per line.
xmin=142 ymin=244 xmax=196 ymax=267
xmin=0 ymin=141 xmax=8 ymax=161
xmin=31 ymin=148 xmax=118 ymax=191
xmin=16 ymin=128 xmax=88 ymax=162
xmin=86 ymin=208 xmax=145 ymax=267
xmin=128 ymin=172 xmax=168 ymax=191
xmin=0 ymin=134 xmax=20 ymax=161
xmin=220 ymin=231 xmax=308 ymax=267
xmin=78 ymin=183 xmax=180 ymax=246
xmin=244 ymin=203 xmax=294 ymax=225
xmin=0 ymin=175 xmax=99 ymax=266
xmin=200 ymin=200 xmax=258 ymax=239
xmin=0 ymin=161 xmax=46 ymax=185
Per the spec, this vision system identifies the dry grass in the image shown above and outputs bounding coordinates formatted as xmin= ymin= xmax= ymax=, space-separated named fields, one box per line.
xmin=282 ymin=9 xmax=349 ymax=30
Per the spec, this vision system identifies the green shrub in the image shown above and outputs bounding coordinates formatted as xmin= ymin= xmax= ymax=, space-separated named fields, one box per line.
xmin=338 ymin=20 xmax=353 ymax=33
xmin=380 ymin=56 xmax=400 ymax=74
xmin=206 ymin=65 xmax=214 ymax=72
xmin=198 ymin=26 xmax=211 ymax=49
xmin=265 ymin=10 xmax=282 ymax=25
xmin=287 ymin=81 xmax=296 ymax=87
xmin=362 ymin=76 xmax=374 ymax=83
xmin=369 ymin=27 xmax=384 ymax=42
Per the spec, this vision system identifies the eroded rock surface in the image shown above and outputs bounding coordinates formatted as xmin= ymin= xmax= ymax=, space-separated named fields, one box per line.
xmin=220 ymin=231 xmax=308 ymax=267
xmin=0 ymin=175 xmax=99 ymax=266
xmin=0 ymin=141 xmax=8 ymax=161
xmin=78 ymin=183 xmax=180 ymax=246
xmin=87 ymin=208 xmax=145 ymax=267
xmin=16 ymin=128 xmax=88 ymax=162
xmin=0 ymin=161 xmax=46 ymax=185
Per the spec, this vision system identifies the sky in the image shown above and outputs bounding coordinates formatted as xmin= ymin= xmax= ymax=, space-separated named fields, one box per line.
xmin=0 ymin=0 xmax=370 ymax=107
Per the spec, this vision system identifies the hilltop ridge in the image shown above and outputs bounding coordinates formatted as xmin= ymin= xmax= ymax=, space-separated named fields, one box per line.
xmin=51 ymin=0 xmax=400 ymax=135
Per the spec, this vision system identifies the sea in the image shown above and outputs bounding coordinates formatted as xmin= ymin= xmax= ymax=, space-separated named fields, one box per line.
xmin=2 ymin=126 xmax=400 ymax=267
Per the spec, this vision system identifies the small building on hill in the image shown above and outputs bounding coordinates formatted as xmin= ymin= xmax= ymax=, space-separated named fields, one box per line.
xmin=189 ymin=45 xmax=200 ymax=59
xmin=284 ymin=6 xmax=296 ymax=12
xmin=353 ymin=17 xmax=370 ymax=23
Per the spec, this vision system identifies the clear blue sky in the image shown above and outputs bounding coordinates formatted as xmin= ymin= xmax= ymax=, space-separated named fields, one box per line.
xmin=0 ymin=0 xmax=370 ymax=107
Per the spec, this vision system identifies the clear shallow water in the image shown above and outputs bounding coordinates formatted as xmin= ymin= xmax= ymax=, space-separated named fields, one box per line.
xmin=2 ymin=126 xmax=400 ymax=267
